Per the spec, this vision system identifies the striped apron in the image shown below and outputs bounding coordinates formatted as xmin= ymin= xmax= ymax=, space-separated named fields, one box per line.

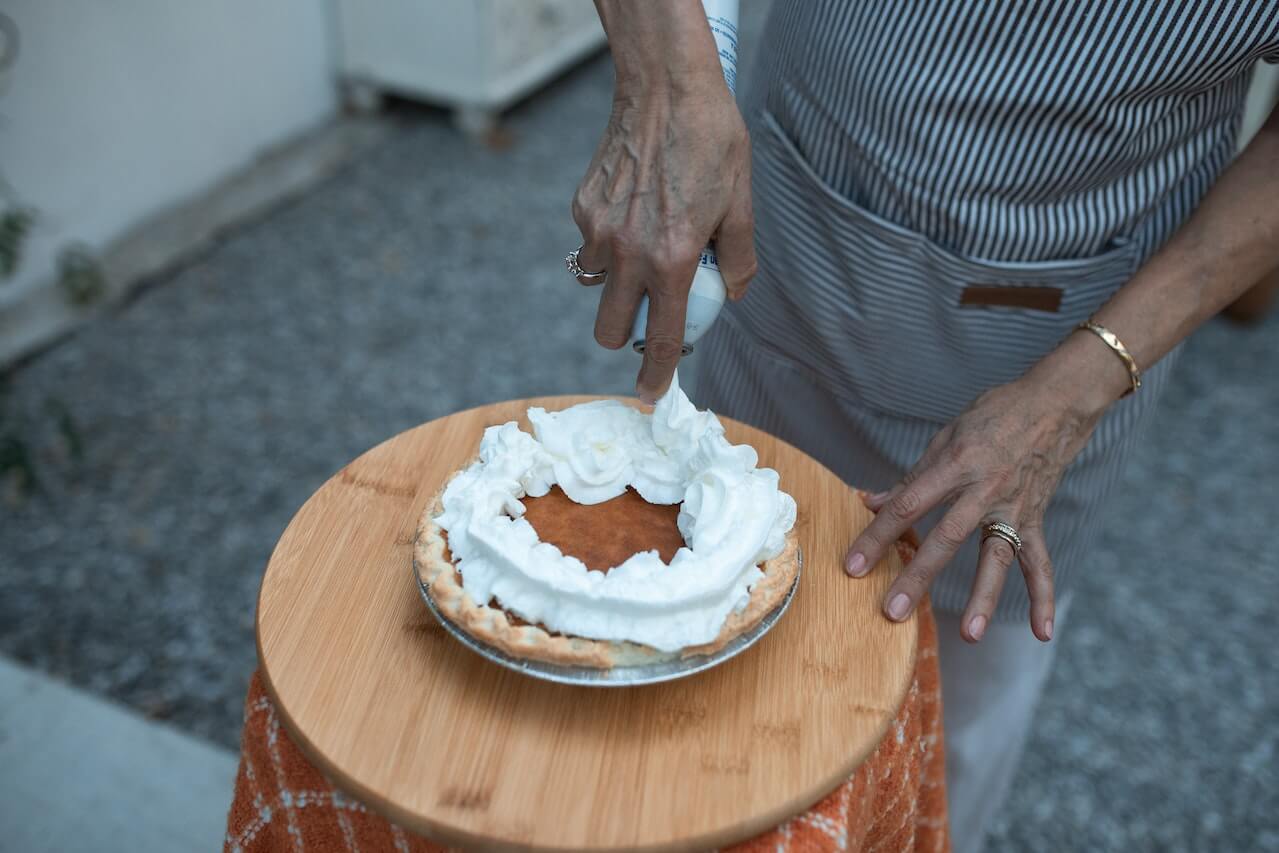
xmin=694 ymin=0 xmax=1279 ymax=620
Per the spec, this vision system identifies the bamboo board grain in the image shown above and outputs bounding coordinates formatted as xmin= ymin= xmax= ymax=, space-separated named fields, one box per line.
xmin=256 ymin=396 xmax=917 ymax=852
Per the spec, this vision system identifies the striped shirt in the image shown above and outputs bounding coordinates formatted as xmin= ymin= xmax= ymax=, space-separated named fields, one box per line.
xmin=698 ymin=1 xmax=1279 ymax=618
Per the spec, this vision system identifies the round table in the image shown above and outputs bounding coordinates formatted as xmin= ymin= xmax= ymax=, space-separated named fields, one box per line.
xmin=256 ymin=397 xmax=918 ymax=851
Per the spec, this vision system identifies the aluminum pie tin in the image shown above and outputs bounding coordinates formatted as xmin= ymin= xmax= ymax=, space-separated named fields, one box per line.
xmin=412 ymin=548 xmax=802 ymax=687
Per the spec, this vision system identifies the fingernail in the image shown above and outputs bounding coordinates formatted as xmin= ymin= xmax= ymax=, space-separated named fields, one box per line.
xmin=969 ymin=614 xmax=987 ymax=642
xmin=887 ymin=593 xmax=911 ymax=621
xmin=869 ymin=491 xmax=889 ymax=502
xmin=845 ymin=552 xmax=867 ymax=577
xmin=1044 ymin=619 xmax=1054 ymax=641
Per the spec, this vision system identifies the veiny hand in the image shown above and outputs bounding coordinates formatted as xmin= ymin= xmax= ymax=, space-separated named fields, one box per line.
xmin=843 ymin=370 xmax=1110 ymax=644
xmin=572 ymin=77 xmax=755 ymax=404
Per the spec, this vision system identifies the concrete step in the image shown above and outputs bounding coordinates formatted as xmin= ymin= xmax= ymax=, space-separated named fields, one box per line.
xmin=0 ymin=656 xmax=238 ymax=853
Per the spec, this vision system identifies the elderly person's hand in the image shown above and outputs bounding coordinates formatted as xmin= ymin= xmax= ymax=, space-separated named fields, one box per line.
xmin=843 ymin=333 xmax=1133 ymax=645
xmin=573 ymin=0 xmax=756 ymax=404
xmin=843 ymin=99 xmax=1279 ymax=644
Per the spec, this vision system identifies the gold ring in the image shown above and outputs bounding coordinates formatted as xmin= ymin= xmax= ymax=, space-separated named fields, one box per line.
xmin=981 ymin=520 xmax=1022 ymax=555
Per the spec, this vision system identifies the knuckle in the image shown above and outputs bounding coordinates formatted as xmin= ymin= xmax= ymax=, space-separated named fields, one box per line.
xmin=901 ymin=563 xmax=935 ymax=592
xmin=986 ymin=537 xmax=1016 ymax=566
xmin=1034 ymin=556 xmax=1056 ymax=582
xmin=934 ymin=516 xmax=969 ymax=549
xmin=857 ymin=528 xmax=887 ymax=553
xmin=886 ymin=489 xmax=922 ymax=520
xmin=594 ymin=332 xmax=627 ymax=350
xmin=949 ymin=432 xmax=981 ymax=460
xmin=650 ymin=242 xmax=700 ymax=280
xmin=594 ymin=322 xmax=628 ymax=350
xmin=643 ymin=333 xmax=684 ymax=366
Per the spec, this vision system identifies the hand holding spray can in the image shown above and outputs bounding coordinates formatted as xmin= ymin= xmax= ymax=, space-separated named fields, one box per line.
xmin=629 ymin=0 xmax=739 ymax=356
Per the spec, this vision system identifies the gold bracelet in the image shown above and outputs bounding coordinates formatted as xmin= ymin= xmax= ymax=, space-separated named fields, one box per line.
xmin=1076 ymin=320 xmax=1141 ymax=398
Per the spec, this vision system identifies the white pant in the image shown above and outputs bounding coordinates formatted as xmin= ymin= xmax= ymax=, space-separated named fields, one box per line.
xmin=934 ymin=599 xmax=1071 ymax=853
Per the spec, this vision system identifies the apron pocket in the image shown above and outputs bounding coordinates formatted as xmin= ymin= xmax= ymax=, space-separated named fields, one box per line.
xmin=743 ymin=109 xmax=1143 ymax=423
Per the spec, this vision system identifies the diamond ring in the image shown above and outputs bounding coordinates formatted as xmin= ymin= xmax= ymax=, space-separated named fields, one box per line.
xmin=565 ymin=244 xmax=606 ymax=285
xmin=980 ymin=520 xmax=1022 ymax=555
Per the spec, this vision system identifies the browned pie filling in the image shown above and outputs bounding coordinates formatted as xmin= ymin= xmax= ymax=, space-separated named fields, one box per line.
xmin=439 ymin=486 xmax=686 ymax=632
xmin=520 ymin=486 xmax=684 ymax=572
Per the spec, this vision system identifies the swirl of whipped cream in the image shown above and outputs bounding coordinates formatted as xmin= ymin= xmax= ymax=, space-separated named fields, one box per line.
xmin=434 ymin=372 xmax=797 ymax=652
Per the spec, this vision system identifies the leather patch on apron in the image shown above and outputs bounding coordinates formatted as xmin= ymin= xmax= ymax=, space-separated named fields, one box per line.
xmin=960 ymin=285 xmax=1063 ymax=312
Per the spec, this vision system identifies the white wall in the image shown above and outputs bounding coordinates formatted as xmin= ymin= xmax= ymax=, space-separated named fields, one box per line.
xmin=0 ymin=0 xmax=336 ymax=304
xmin=1241 ymin=61 xmax=1279 ymax=145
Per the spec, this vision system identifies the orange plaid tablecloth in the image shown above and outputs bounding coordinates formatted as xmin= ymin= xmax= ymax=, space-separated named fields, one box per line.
xmin=226 ymin=589 xmax=948 ymax=852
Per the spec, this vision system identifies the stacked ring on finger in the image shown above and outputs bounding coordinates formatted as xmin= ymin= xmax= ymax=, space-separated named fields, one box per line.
xmin=565 ymin=244 xmax=607 ymax=285
xmin=980 ymin=520 xmax=1023 ymax=555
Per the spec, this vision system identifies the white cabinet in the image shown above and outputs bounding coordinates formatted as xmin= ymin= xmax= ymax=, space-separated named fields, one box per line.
xmin=335 ymin=0 xmax=606 ymax=133
xmin=1241 ymin=61 xmax=1279 ymax=147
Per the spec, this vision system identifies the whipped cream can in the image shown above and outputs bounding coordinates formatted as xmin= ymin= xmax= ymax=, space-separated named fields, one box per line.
xmin=630 ymin=0 xmax=738 ymax=355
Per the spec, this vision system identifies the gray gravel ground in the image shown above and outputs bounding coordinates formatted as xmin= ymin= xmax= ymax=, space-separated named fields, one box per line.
xmin=3 ymin=35 xmax=1278 ymax=853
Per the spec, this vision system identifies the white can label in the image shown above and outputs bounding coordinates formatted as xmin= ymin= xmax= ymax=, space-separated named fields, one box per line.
xmin=699 ymin=246 xmax=719 ymax=271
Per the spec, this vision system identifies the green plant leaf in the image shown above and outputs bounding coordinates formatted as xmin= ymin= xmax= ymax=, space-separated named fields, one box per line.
xmin=57 ymin=243 xmax=108 ymax=306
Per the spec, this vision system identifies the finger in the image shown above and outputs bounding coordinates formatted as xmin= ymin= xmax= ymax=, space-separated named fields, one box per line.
xmin=860 ymin=424 xmax=955 ymax=513
xmin=635 ymin=278 xmax=694 ymax=405
xmin=883 ymin=498 xmax=984 ymax=622
xmin=860 ymin=489 xmax=891 ymax=511
xmin=593 ymin=242 xmax=645 ymax=350
xmin=570 ymin=195 xmax=611 ymax=284
xmin=1018 ymin=526 xmax=1056 ymax=642
xmin=845 ymin=464 xmax=955 ymax=578
xmin=960 ymin=518 xmax=1018 ymax=643
xmin=576 ymin=240 xmax=610 ymax=285
xmin=715 ymin=170 xmax=757 ymax=301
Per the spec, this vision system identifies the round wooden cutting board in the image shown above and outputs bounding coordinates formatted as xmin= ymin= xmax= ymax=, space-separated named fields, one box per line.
xmin=256 ymin=396 xmax=917 ymax=852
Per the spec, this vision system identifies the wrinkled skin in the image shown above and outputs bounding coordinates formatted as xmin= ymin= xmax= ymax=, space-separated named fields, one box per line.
xmin=572 ymin=84 xmax=755 ymax=404
xmin=845 ymin=373 xmax=1107 ymax=644
xmin=576 ymin=3 xmax=1279 ymax=647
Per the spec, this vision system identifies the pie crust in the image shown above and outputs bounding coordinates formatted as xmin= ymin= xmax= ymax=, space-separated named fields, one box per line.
xmin=414 ymin=473 xmax=802 ymax=669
